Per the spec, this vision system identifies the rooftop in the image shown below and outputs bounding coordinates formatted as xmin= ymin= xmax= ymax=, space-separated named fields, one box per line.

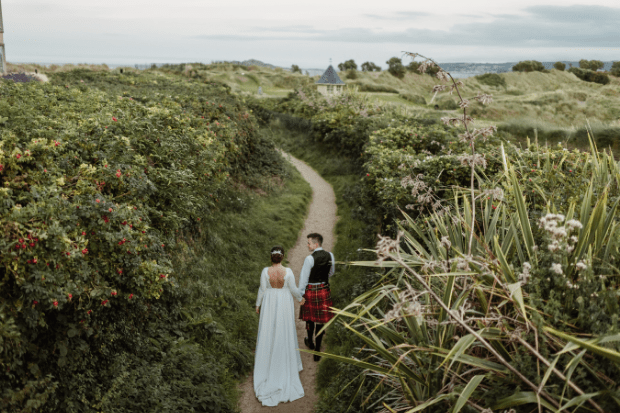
xmin=315 ymin=65 xmax=345 ymax=85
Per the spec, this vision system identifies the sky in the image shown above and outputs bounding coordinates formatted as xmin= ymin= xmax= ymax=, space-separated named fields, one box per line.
xmin=3 ymin=0 xmax=620 ymax=69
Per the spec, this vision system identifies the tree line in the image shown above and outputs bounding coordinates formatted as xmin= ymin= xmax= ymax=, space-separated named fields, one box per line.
xmin=290 ymin=58 xmax=620 ymax=81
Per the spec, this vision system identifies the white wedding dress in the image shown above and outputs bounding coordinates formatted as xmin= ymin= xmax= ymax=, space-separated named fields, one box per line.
xmin=254 ymin=267 xmax=305 ymax=406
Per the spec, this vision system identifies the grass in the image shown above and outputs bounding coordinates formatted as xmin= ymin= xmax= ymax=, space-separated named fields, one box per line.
xmin=170 ymin=158 xmax=312 ymax=408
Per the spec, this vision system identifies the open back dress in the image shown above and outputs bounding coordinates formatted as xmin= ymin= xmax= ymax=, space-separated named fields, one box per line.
xmin=253 ymin=266 xmax=305 ymax=406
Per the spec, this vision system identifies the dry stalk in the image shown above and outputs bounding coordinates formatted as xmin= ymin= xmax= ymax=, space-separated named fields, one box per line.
xmin=403 ymin=51 xmax=477 ymax=256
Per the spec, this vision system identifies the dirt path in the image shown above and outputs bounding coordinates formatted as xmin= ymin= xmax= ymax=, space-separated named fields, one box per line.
xmin=237 ymin=151 xmax=338 ymax=413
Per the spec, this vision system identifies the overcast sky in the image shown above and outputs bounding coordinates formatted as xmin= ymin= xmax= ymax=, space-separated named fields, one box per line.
xmin=3 ymin=0 xmax=620 ymax=68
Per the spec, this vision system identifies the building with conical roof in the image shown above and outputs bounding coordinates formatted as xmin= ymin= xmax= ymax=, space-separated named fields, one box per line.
xmin=0 ymin=1 xmax=5 ymax=74
xmin=315 ymin=64 xmax=345 ymax=96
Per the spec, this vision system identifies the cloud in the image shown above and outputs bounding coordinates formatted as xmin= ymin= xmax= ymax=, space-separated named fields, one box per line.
xmin=192 ymin=5 xmax=620 ymax=48
xmin=363 ymin=11 xmax=432 ymax=20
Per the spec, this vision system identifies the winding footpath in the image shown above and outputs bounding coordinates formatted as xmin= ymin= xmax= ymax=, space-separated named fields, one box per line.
xmin=237 ymin=151 xmax=338 ymax=413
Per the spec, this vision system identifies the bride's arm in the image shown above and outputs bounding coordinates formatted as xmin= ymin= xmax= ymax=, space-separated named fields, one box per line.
xmin=256 ymin=268 xmax=268 ymax=312
xmin=286 ymin=269 xmax=304 ymax=303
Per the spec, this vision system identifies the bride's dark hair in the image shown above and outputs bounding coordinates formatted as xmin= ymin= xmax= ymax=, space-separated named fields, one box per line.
xmin=270 ymin=245 xmax=284 ymax=264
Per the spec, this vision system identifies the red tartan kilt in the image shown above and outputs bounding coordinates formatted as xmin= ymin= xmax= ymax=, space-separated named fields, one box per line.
xmin=299 ymin=284 xmax=334 ymax=323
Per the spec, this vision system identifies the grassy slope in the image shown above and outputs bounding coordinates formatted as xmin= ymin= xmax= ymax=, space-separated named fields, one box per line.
xmin=17 ymin=61 xmax=620 ymax=129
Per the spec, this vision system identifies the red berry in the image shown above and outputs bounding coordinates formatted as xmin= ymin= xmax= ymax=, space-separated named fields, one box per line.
xmin=82 ymin=248 xmax=88 ymax=254
xmin=109 ymin=208 xmax=113 ymax=212
xmin=33 ymin=300 xmax=38 ymax=305
xmin=53 ymin=301 xmax=58 ymax=307
xmin=82 ymin=231 xmax=86 ymax=235
xmin=87 ymin=310 xmax=92 ymax=314
xmin=129 ymin=293 xmax=134 ymax=299
xmin=112 ymin=117 xmax=117 ymax=122
xmin=16 ymin=154 xmax=21 ymax=159
xmin=68 ymin=294 xmax=73 ymax=300
xmin=111 ymin=291 xmax=117 ymax=296
xmin=96 ymin=199 xmax=100 ymax=203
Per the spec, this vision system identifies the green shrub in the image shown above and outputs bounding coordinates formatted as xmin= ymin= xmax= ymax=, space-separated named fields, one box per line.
xmin=338 ymin=59 xmax=358 ymax=71
xmin=386 ymin=57 xmax=406 ymax=79
xmin=344 ymin=69 xmax=358 ymax=80
xmin=568 ymin=67 xmax=610 ymax=85
xmin=353 ymin=82 xmax=398 ymax=93
xmin=0 ymin=69 xmax=304 ymax=411
xmin=579 ymin=59 xmax=604 ymax=71
xmin=436 ymin=97 xmax=459 ymax=110
xmin=399 ymin=93 xmax=426 ymax=105
xmin=474 ymin=73 xmax=507 ymax=88
xmin=512 ymin=60 xmax=545 ymax=72
xmin=610 ymin=61 xmax=620 ymax=77
xmin=554 ymin=61 xmax=566 ymax=71
xmin=360 ymin=62 xmax=381 ymax=72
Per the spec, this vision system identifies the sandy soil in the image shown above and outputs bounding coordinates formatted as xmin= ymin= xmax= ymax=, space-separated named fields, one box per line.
xmin=237 ymin=151 xmax=338 ymax=412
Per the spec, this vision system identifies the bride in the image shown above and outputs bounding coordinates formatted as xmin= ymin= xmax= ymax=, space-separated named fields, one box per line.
xmin=253 ymin=245 xmax=306 ymax=406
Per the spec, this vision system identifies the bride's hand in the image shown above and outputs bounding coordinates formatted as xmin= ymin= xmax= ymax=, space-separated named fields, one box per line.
xmin=300 ymin=298 xmax=306 ymax=305
xmin=256 ymin=306 xmax=260 ymax=314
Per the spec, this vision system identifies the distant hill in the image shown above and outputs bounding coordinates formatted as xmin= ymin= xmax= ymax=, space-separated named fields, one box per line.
xmin=438 ymin=61 xmax=618 ymax=74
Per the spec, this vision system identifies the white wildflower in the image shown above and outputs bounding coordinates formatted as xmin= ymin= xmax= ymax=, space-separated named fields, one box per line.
xmin=576 ymin=261 xmax=587 ymax=271
xmin=551 ymin=263 xmax=563 ymax=274
xmin=440 ymin=236 xmax=451 ymax=250
xmin=436 ymin=70 xmax=450 ymax=82
xmin=566 ymin=219 xmax=583 ymax=230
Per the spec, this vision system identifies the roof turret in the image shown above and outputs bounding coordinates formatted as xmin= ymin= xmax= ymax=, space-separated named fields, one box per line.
xmin=315 ymin=65 xmax=345 ymax=85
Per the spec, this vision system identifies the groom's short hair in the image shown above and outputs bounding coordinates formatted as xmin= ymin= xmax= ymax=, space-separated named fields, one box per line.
xmin=307 ymin=233 xmax=323 ymax=246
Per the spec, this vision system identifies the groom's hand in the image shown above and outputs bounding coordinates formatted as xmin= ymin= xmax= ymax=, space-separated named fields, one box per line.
xmin=300 ymin=298 xmax=306 ymax=305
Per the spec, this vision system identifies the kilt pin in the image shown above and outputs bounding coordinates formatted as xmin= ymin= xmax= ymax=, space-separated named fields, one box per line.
xmin=299 ymin=283 xmax=334 ymax=324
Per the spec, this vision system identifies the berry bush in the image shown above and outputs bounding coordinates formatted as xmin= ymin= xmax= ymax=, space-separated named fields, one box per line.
xmin=0 ymin=69 xmax=286 ymax=411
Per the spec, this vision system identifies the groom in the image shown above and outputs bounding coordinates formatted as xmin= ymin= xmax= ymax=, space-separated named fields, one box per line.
xmin=298 ymin=233 xmax=335 ymax=362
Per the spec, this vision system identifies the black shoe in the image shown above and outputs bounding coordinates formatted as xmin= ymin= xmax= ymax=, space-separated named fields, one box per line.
xmin=304 ymin=337 xmax=315 ymax=350
xmin=313 ymin=354 xmax=321 ymax=362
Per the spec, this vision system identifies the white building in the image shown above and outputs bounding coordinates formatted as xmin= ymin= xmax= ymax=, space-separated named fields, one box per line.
xmin=315 ymin=65 xmax=345 ymax=96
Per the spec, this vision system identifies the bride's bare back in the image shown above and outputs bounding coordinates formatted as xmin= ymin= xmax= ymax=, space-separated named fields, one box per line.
xmin=267 ymin=267 xmax=286 ymax=289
